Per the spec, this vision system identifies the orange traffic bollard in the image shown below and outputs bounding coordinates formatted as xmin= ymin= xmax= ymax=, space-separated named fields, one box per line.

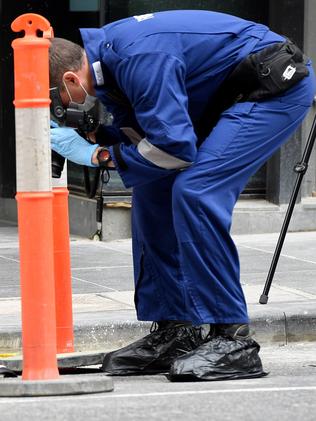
xmin=42 ymin=25 xmax=75 ymax=354
xmin=53 ymin=184 xmax=75 ymax=354
xmin=12 ymin=14 xmax=59 ymax=380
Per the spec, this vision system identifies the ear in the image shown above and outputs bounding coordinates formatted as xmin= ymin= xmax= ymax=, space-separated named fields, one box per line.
xmin=63 ymin=71 xmax=80 ymax=87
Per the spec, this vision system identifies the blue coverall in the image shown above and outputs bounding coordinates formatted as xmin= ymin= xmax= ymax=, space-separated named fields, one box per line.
xmin=80 ymin=10 xmax=315 ymax=325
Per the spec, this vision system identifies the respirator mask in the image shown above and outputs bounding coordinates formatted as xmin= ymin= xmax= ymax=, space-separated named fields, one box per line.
xmin=50 ymin=80 xmax=100 ymax=133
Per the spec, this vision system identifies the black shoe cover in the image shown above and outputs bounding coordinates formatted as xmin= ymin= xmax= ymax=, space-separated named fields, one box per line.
xmin=0 ymin=365 xmax=18 ymax=378
xmin=101 ymin=322 xmax=204 ymax=375
xmin=168 ymin=335 xmax=267 ymax=382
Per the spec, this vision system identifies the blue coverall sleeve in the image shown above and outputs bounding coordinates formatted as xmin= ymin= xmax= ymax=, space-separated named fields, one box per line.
xmin=109 ymin=53 xmax=197 ymax=188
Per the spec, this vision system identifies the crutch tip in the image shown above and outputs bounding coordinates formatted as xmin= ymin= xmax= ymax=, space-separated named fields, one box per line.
xmin=259 ymin=294 xmax=269 ymax=304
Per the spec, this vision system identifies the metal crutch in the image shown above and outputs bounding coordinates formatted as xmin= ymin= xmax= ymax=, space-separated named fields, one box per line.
xmin=259 ymin=110 xmax=316 ymax=304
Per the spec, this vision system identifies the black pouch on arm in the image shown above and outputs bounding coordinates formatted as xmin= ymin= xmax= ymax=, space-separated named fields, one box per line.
xmin=230 ymin=39 xmax=309 ymax=102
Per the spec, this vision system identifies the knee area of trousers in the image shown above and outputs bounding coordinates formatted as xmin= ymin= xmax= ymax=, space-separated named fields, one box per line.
xmin=172 ymin=176 xmax=200 ymax=208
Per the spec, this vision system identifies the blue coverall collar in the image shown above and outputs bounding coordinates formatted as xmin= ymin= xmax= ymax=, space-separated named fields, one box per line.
xmin=79 ymin=27 xmax=108 ymax=92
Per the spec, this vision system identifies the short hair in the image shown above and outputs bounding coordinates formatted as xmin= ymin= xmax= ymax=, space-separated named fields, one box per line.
xmin=49 ymin=38 xmax=84 ymax=90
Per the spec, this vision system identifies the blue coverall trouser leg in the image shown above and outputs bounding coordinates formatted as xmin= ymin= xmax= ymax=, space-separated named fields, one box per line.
xmin=132 ymin=66 xmax=316 ymax=325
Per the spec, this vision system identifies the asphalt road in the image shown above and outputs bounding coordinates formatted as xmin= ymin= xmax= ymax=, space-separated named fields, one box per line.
xmin=0 ymin=343 xmax=316 ymax=421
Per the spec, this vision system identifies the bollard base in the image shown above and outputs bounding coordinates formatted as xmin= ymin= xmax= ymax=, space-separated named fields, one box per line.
xmin=0 ymin=373 xmax=113 ymax=397
xmin=0 ymin=351 xmax=106 ymax=372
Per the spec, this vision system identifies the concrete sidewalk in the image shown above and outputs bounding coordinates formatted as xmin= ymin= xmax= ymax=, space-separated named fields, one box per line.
xmin=0 ymin=221 xmax=316 ymax=354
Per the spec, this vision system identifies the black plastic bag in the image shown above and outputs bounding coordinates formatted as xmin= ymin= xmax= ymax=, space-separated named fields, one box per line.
xmin=168 ymin=336 xmax=267 ymax=382
xmin=0 ymin=365 xmax=18 ymax=378
xmin=102 ymin=323 xmax=205 ymax=375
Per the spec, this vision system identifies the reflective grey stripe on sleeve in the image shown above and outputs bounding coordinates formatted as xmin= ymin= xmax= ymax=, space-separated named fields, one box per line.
xmin=137 ymin=138 xmax=192 ymax=170
xmin=120 ymin=127 xmax=142 ymax=145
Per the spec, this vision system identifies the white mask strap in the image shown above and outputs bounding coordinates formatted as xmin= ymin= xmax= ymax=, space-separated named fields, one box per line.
xmin=63 ymin=79 xmax=88 ymax=103
xmin=63 ymin=80 xmax=73 ymax=103
xmin=79 ymin=81 xmax=88 ymax=96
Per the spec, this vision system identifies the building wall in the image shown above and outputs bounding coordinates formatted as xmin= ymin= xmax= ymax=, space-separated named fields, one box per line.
xmin=302 ymin=0 xmax=316 ymax=199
